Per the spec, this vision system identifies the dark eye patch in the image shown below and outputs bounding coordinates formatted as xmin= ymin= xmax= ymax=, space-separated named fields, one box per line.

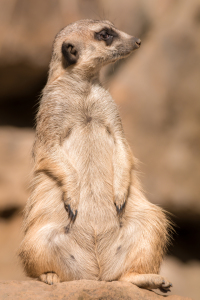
xmin=94 ymin=27 xmax=118 ymax=46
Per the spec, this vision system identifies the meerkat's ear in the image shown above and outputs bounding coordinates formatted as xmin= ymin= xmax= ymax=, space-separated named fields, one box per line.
xmin=61 ymin=42 xmax=79 ymax=67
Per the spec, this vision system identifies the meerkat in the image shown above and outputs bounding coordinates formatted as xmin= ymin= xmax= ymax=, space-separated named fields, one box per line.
xmin=19 ymin=19 xmax=172 ymax=293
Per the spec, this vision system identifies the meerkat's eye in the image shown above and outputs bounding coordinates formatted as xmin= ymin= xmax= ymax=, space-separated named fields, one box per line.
xmin=99 ymin=30 xmax=111 ymax=41
xmin=95 ymin=28 xmax=118 ymax=46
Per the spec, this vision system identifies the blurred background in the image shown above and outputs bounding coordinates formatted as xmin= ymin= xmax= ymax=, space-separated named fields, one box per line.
xmin=0 ymin=0 xmax=200 ymax=298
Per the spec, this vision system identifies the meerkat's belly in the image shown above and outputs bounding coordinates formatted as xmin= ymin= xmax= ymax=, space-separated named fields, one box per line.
xmin=61 ymin=122 xmax=122 ymax=279
xmin=63 ymin=121 xmax=117 ymax=228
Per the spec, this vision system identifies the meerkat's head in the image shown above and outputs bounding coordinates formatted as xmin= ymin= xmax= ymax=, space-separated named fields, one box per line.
xmin=49 ymin=19 xmax=141 ymax=80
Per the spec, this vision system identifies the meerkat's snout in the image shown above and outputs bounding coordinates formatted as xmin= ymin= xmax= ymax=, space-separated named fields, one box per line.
xmin=133 ymin=37 xmax=141 ymax=49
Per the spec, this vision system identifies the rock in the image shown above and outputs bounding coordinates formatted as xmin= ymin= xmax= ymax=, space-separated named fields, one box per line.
xmin=0 ymin=0 xmax=81 ymax=68
xmin=0 ymin=214 xmax=26 ymax=281
xmin=0 ymin=280 xmax=191 ymax=300
xmin=0 ymin=127 xmax=34 ymax=210
xmin=109 ymin=0 xmax=200 ymax=219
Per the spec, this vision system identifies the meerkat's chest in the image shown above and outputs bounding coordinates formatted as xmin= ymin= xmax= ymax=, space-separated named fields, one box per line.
xmin=65 ymin=85 xmax=115 ymax=126
xmin=63 ymin=88 xmax=116 ymax=154
xmin=63 ymin=112 xmax=114 ymax=169
xmin=63 ymin=93 xmax=115 ymax=198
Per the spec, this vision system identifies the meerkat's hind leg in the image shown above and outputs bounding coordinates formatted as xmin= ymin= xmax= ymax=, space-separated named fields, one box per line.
xmin=119 ymin=273 xmax=172 ymax=293
xmin=39 ymin=272 xmax=60 ymax=285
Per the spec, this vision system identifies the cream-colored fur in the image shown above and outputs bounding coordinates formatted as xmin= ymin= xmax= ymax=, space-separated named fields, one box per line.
xmin=19 ymin=19 xmax=172 ymax=292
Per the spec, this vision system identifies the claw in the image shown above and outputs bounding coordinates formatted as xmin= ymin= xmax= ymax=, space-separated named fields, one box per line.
xmin=114 ymin=194 xmax=127 ymax=217
xmin=116 ymin=205 xmax=120 ymax=214
xmin=115 ymin=201 xmax=126 ymax=216
xmin=64 ymin=203 xmax=78 ymax=223
xmin=159 ymin=287 xmax=171 ymax=293
xmin=159 ymin=280 xmax=172 ymax=293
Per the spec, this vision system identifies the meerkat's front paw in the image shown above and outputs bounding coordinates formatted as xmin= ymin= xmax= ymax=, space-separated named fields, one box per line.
xmin=114 ymin=192 xmax=127 ymax=216
xmin=113 ymin=173 xmax=130 ymax=217
xmin=63 ymin=193 xmax=78 ymax=222
xmin=64 ymin=201 xmax=78 ymax=222
xmin=39 ymin=272 xmax=60 ymax=285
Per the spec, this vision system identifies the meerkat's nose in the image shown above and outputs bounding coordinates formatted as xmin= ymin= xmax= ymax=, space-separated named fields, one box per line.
xmin=135 ymin=38 xmax=141 ymax=47
xmin=133 ymin=38 xmax=141 ymax=49
xmin=132 ymin=37 xmax=141 ymax=50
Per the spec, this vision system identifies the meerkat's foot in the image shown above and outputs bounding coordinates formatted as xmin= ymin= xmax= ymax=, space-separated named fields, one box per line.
xmin=39 ymin=272 xmax=60 ymax=285
xmin=119 ymin=273 xmax=172 ymax=293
